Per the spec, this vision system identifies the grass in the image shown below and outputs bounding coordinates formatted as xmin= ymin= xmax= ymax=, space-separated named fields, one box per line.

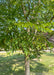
xmin=0 ymin=52 xmax=54 ymax=75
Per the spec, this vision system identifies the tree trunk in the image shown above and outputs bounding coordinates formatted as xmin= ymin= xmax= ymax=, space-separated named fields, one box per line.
xmin=25 ymin=56 xmax=30 ymax=75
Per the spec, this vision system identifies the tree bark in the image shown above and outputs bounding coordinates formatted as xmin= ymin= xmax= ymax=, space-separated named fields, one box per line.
xmin=25 ymin=56 xmax=30 ymax=75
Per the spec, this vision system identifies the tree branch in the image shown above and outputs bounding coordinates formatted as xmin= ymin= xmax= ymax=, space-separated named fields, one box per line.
xmin=21 ymin=2 xmax=26 ymax=17
xmin=26 ymin=1 xmax=31 ymax=21
xmin=21 ymin=0 xmax=31 ymax=21
xmin=39 ymin=0 xmax=41 ymax=4
xmin=50 ymin=16 xmax=54 ymax=22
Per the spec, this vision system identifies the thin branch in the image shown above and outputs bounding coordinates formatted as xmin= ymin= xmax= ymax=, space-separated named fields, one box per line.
xmin=38 ymin=0 xmax=41 ymax=6
xmin=21 ymin=2 xmax=26 ymax=17
xmin=21 ymin=0 xmax=31 ymax=21
xmin=26 ymin=1 xmax=31 ymax=21
xmin=39 ymin=0 xmax=41 ymax=4
xmin=50 ymin=16 xmax=54 ymax=22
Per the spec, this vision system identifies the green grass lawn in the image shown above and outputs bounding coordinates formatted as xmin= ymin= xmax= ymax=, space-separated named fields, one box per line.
xmin=0 ymin=52 xmax=54 ymax=75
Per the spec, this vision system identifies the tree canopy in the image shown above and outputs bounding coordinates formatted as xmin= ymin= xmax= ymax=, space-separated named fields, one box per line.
xmin=0 ymin=0 xmax=54 ymax=50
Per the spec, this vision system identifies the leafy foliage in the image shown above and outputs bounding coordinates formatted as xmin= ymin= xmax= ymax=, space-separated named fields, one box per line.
xmin=0 ymin=0 xmax=54 ymax=58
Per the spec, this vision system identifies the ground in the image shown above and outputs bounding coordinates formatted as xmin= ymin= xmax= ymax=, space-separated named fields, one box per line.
xmin=0 ymin=52 xmax=54 ymax=75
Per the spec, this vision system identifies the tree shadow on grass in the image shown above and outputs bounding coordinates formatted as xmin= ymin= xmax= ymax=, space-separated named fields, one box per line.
xmin=30 ymin=61 xmax=49 ymax=75
xmin=0 ymin=54 xmax=50 ymax=75
xmin=0 ymin=54 xmax=25 ymax=75
xmin=44 ymin=53 xmax=54 ymax=56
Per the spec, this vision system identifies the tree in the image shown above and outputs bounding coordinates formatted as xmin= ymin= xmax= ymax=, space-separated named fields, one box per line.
xmin=0 ymin=0 xmax=54 ymax=75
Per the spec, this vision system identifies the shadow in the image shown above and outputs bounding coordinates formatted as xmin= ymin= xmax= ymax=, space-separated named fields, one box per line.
xmin=30 ymin=61 xmax=49 ymax=75
xmin=0 ymin=54 xmax=25 ymax=75
xmin=44 ymin=52 xmax=54 ymax=56
xmin=0 ymin=53 xmax=50 ymax=75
